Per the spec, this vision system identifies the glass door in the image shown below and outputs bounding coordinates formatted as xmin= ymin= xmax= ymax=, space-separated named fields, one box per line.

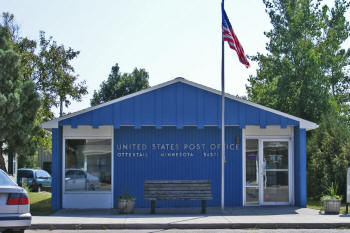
xmin=261 ymin=140 xmax=289 ymax=204
xmin=245 ymin=139 xmax=290 ymax=205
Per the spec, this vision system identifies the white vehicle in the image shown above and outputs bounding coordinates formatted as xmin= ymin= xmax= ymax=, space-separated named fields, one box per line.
xmin=0 ymin=169 xmax=31 ymax=233
xmin=65 ymin=169 xmax=100 ymax=191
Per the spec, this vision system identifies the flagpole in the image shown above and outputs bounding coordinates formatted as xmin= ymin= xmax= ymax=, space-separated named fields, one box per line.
xmin=221 ymin=0 xmax=225 ymax=211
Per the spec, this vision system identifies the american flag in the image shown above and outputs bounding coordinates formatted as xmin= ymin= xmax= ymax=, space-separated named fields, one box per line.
xmin=222 ymin=4 xmax=250 ymax=68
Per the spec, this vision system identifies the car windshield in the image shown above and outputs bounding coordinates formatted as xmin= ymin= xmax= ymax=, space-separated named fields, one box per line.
xmin=0 ymin=170 xmax=16 ymax=186
xmin=36 ymin=170 xmax=51 ymax=178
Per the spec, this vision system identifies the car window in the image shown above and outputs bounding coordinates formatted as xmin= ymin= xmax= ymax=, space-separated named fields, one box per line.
xmin=76 ymin=170 xmax=85 ymax=178
xmin=36 ymin=170 xmax=51 ymax=178
xmin=18 ymin=170 xmax=24 ymax=176
xmin=65 ymin=170 xmax=74 ymax=178
xmin=0 ymin=170 xmax=16 ymax=186
xmin=19 ymin=170 xmax=34 ymax=178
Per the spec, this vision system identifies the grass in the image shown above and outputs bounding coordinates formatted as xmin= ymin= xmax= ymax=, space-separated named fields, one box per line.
xmin=307 ymin=198 xmax=347 ymax=214
xmin=28 ymin=191 xmax=52 ymax=216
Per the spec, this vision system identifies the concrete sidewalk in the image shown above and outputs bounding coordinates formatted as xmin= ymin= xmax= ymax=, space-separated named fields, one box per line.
xmin=31 ymin=206 xmax=350 ymax=230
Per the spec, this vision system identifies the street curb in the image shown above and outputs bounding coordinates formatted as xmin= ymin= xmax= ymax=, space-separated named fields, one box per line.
xmin=30 ymin=223 xmax=350 ymax=230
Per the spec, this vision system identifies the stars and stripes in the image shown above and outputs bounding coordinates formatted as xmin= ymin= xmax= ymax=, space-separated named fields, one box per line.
xmin=222 ymin=3 xmax=250 ymax=68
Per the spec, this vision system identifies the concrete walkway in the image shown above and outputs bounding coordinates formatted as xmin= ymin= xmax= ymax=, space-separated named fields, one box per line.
xmin=31 ymin=207 xmax=350 ymax=230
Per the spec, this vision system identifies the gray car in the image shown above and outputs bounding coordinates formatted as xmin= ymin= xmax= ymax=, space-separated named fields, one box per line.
xmin=0 ymin=169 xmax=31 ymax=232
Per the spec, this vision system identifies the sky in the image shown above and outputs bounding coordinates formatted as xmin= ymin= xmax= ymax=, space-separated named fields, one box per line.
xmin=1 ymin=0 xmax=349 ymax=117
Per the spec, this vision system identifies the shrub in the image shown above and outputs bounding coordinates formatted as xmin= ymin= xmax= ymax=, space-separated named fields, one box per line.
xmin=307 ymin=113 xmax=350 ymax=200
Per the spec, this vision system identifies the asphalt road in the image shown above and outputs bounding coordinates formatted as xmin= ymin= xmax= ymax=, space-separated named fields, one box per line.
xmin=25 ymin=229 xmax=350 ymax=233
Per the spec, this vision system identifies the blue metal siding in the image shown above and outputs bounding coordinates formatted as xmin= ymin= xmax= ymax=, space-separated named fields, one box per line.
xmin=51 ymin=127 xmax=62 ymax=210
xmin=183 ymin=84 xmax=197 ymax=125
xmin=161 ymin=85 xmax=177 ymax=125
xmin=113 ymin=126 xmax=242 ymax=208
xmin=140 ymin=92 xmax=155 ymax=125
xmin=59 ymin=82 xmax=299 ymax=129
xmin=294 ymin=127 xmax=306 ymax=207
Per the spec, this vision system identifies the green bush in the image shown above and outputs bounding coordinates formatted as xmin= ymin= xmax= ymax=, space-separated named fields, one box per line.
xmin=307 ymin=113 xmax=350 ymax=199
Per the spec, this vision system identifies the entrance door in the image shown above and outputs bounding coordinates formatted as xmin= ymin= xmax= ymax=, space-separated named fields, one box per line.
xmin=261 ymin=140 xmax=290 ymax=204
xmin=245 ymin=139 xmax=291 ymax=205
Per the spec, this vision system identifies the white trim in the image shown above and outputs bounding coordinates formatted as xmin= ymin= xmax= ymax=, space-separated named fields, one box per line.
xmin=63 ymin=125 xmax=113 ymax=137
xmin=246 ymin=136 xmax=292 ymax=140
xmin=263 ymin=169 xmax=289 ymax=172
xmin=42 ymin=78 xmax=318 ymax=131
xmin=245 ymin=126 xmax=293 ymax=137
xmin=258 ymin=139 xmax=263 ymax=205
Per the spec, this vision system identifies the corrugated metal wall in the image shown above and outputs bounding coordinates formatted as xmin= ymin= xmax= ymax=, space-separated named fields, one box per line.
xmin=113 ymin=126 xmax=242 ymax=208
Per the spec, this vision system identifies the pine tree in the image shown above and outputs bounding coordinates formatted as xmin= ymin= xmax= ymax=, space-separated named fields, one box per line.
xmin=0 ymin=26 xmax=40 ymax=172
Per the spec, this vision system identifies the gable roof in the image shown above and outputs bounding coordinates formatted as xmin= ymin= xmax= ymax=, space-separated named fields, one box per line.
xmin=41 ymin=77 xmax=318 ymax=130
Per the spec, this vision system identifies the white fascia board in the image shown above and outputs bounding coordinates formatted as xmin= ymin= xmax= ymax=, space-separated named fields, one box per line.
xmin=41 ymin=77 xmax=318 ymax=131
xmin=41 ymin=119 xmax=58 ymax=129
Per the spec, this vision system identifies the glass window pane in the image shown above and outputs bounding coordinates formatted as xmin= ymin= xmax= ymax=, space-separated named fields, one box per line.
xmin=264 ymin=171 xmax=289 ymax=202
xmin=263 ymin=141 xmax=288 ymax=169
xmin=65 ymin=139 xmax=111 ymax=192
xmin=245 ymin=139 xmax=259 ymax=205
xmin=246 ymin=187 xmax=259 ymax=205
xmin=246 ymin=139 xmax=259 ymax=186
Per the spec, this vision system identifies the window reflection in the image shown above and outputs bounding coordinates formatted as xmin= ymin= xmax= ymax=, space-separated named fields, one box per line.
xmin=65 ymin=139 xmax=111 ymax=192
xmin=263 ymin=141 xmax=288 ymax=169
xmin=246 ymin=139 xmax=259 ymax=186
xmin=245 ymin=139 xmax=259 ymax=204
xmin=263 ymin=141 xmax=289 ymax=203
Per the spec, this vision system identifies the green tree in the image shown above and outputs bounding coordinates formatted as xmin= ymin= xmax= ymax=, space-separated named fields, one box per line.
xmin=2 ymin=13 xmax=88 ymax=119
xmin=1 ymin=12 xmax=88 ymax=169
xmin=246 ymin=0 xmax=350 ymax=123
xmin=307 ymin=113 xmax=350 ymax=199
xmin=35 ymin=31 xmax=88 ymax=117
xmin=0 ymin=26 xmax=40 ymax=172
xmin=245 ymin=0 xmax=350 ymax=198
xmin=91 ymin=63 xmax=149 ymax=106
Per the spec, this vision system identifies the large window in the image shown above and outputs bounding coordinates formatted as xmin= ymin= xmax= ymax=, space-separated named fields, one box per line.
xmin=65 ymin=139 xmax=111 ymax=192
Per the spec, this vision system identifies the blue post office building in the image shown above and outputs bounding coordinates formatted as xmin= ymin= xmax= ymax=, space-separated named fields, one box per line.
xmin=42 ymin=78 xmax=317 ymax=210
